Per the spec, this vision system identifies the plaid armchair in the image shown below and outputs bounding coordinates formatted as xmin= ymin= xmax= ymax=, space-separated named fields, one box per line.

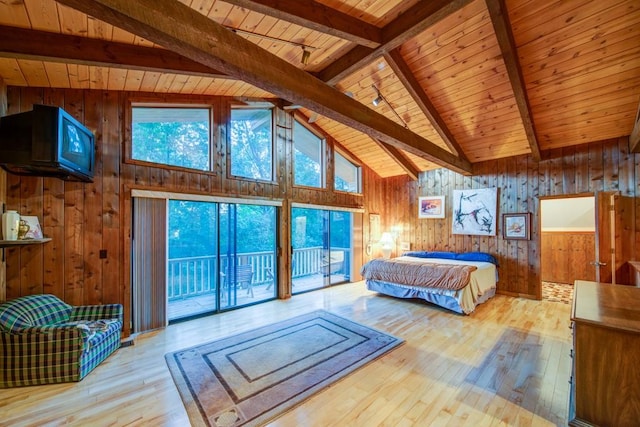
xmin=0 ymin=294 xmax=123 ymax=388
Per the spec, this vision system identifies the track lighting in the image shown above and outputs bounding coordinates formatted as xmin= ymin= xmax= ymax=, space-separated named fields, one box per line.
xmin=371 ymin=84 xmax=409 ymax=129
xmin=225 ymin=25 xmax=315 ymax=66
xmin=301 ymin=48 xmax=311 ymax=65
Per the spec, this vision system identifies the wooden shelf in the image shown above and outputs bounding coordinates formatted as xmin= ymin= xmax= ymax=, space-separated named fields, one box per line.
xmin=0 ymin=238 xmax=51 ymax=248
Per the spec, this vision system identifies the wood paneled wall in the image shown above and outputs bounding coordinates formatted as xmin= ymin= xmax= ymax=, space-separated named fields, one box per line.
xmin=0 ymin=77 xmax=6 ymax=303
xmin=1 ymin=87 xmax=367 ymax=334
xmin=378 ymin=138 xmax=638 ymax=298
xmin=2 ymin=86 xmax=637 ymax=315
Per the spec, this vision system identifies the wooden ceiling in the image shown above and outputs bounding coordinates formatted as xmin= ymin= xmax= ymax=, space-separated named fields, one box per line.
xmin=0 ymin=0 xmax=639 ymax=178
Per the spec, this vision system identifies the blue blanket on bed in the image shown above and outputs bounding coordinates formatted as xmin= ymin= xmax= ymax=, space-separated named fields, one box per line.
xmin=402 ymin=251 xmax=499 ymax=267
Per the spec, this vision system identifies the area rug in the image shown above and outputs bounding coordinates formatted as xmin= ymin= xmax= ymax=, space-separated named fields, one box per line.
xmin=165 ymin=310 xmax=403 ymax=427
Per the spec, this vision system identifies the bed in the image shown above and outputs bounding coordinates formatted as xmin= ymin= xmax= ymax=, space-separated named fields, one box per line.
xmin=360 ymin=251 xmax=499 ymax=314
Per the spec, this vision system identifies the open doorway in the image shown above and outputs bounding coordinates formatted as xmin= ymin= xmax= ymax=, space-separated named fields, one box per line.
xmin=539 ymin=195 xmax=595 ymax=303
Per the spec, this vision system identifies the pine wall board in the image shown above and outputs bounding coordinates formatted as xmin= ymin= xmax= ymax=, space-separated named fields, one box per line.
xmin=0 ymin=77 xmax=6 ymax=303
xmin=0 ymin=87 xmax=368 ymax=334
xmin=1 ymin=85 xmax=637 ymax=319
xmin=380 ymin=138 xmax=638 ymax=299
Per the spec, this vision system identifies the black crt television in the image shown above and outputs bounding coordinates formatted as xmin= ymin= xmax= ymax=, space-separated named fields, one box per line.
xmin=0 ymin=104 xmax=95 ymax=182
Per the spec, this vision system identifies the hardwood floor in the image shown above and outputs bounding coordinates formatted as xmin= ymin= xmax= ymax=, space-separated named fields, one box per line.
xmin=0 ymin=282 xmax=572 ymax=426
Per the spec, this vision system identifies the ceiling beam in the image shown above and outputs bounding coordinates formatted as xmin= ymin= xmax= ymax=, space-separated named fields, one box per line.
xmin=295 ymin=110 xmax=418 ymax=179
xmin=293 ymin=110 xmax=367 ymax=170
xmin=55 ymin=0 xmax=472 ymax=175
xmin=376 ymin=139 xmax=420 ymax=181
xmin=317 ymin=0 xmax=474 ymax=86
xmin=0 ymin=25 xmax=230 ymax=79
xmin=384 ymin=49 xmax=469 ymax=162
xmin=485 ymin=0 xmax=541 ymax=161
xmin=220 ymin=0 xmax=381 ymax=48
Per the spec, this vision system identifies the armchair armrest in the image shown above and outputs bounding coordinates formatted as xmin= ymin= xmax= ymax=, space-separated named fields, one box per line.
xmin=70 ymin=304 xmax=123 ymax=322
xmin=10 ymin=324 xmax=92 ymax=346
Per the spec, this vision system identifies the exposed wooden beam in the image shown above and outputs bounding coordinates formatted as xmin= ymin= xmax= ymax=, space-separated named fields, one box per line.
xmin=220 ymin=0 xmax=381 ymax=48
xmin=295 ymin=111 xmax=413 ymax=179
xmin=384 ymin=49 xmax=469 ymax=162
xmin=376 ymin=139 xmax=420 ymax=181
xmin=317 ymin=0 xmax=474 ymax=86
xmin=292 ymin=110 xmax=366 ymax=167
xmin=485 ymin=0 xmax=541 ymax=161
xmin=0 ymin=25 xmax=230 ymax=79
xmin=55 ymin=0 xmax=472 ymax=175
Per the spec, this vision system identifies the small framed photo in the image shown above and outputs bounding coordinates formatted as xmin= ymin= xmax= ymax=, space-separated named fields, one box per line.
xmin=503 ymin=213 xmax=530 ymax=240
xmin=19 ymin=215 xmax=43 ymax=240
xmin=418 ymin=196 xmax=445 ymax=219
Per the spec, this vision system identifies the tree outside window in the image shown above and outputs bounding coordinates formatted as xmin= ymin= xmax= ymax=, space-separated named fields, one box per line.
xmin=132 ymin=107 xmax=210 ymax=171
xmin=294 ymin=120 xmax=324 ymax=188
xmin=230 ymin=108 xmax=273 ymax=181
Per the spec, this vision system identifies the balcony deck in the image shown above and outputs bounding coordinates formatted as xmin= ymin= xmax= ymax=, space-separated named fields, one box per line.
xmin=168 ymin=273 xmax=348 ymax=320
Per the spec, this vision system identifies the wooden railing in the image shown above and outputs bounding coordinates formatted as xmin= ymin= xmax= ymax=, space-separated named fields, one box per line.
xmin=167 ymin=247 xmax=349 ymax=300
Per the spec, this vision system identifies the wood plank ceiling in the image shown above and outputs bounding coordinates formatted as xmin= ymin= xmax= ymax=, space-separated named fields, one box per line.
xmin=0 ymin=0 xmax=638 ymax=178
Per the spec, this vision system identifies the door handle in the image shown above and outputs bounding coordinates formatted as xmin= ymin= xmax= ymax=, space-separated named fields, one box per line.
xmin=590 ymin=261 xmax=607 ymax=266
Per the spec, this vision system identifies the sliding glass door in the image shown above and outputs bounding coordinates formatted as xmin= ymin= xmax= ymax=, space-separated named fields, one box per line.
xmin=167 ymin=200 xmax=218 ymax=319
xmin=218 ymin=203 xmax=278 ymax=310
xmin=329 ymin=211 xmax=351 ymax=285
xmin=136 ymin=198 xmax=278 ymax=322
xmin=291 ymin=207 xmax=352 ymax=294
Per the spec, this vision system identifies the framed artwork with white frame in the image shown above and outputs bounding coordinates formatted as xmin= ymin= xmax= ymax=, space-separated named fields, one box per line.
xmin=418 ymin=196 xmax=445 ymax=219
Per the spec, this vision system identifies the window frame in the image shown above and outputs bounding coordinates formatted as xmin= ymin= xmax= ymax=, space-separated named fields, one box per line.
xmin=127 ymin=102 xmax=215 ymax=173
xmin=227 ymin=105 xmax=276 ymax=183
xmin=333 ymin=149 xmax=362 ymax=194
xmin=292 ymin=118 xmax=326 ymax=189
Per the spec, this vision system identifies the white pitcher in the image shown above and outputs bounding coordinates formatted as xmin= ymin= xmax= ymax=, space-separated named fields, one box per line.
xmin=2 ymin=210 xmax=20 ymax=240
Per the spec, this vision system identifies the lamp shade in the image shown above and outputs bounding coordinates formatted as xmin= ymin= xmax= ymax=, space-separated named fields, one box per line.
xmin=379 ymin=232 xmax=394 ymax=259
xmin=379 ymin=232 xmax=394 ymax=245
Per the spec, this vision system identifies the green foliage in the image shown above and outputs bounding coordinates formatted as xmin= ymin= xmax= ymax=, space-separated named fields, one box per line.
xmin=132 ymin=120 xmax=210 ymax=171
xmin=294 ymin=149 xmax=322 ymax=187
xmin=168 ymin=200 xmax=217 ymax=258
xmin=292 ymin=208 xmax=352 ymax=250
xmin=169 ymin=201 xmax=277 ymax=259
xmin=230 ymin=110 xmax=273 ymax=180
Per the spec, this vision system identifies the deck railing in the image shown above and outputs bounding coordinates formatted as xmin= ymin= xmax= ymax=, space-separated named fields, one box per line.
xmin=167 ymin=247 xmax=349 ymax=300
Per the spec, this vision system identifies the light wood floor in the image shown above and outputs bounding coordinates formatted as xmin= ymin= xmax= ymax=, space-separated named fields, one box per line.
xmin=0 ymin=282 xmax=572 ymax=426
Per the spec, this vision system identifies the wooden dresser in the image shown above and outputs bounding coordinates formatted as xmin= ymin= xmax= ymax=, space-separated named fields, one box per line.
xmin=570 ymin=280 xmax=640 ymax=426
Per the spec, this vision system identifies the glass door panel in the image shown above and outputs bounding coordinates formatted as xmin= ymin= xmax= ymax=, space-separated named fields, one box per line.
xmin=220 ymin=203 xmax=278 ymax=308
xmin=329 ymin=211 xmax=352 ymax=285
xmin=167 ymin=200 xmax=218 ymax=321
xmin=291 ymin=207 xmax=328 ymax=293
xmin=167 ymin=200 xmax=277 ymax=320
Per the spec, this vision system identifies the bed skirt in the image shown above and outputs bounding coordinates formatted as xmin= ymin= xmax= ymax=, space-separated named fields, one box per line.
xmin=365 ymin=279 xmax=496 ymax=314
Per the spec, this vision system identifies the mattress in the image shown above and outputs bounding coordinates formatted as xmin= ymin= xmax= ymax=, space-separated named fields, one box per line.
xmin=365 ymin=256 xmax=498 ymax=314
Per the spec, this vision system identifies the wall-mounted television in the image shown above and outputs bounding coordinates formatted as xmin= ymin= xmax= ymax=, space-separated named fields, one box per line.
xmin=0 ymin=104 xmax=95 ymax=182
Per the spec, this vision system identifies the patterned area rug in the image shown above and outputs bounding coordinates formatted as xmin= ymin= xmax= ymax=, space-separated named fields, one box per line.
xmin=542 ymin=281 xmax=574 ymax=304
xmin=165 ymin=310 xmax=403 ymax=427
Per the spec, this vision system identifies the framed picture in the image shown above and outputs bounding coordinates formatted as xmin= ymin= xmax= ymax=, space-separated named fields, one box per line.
xmin=418 ymin=196 xmax=445 ymax=219
xmin=369 ymin=213 xmax=381 ymax=242
xmin=18 ymin=215 xmax=43 ymax=240
xmin=503 ymin=213 xmax=530 ymax=240
xmin=452 ymin=188 xmax=498 ymax=235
